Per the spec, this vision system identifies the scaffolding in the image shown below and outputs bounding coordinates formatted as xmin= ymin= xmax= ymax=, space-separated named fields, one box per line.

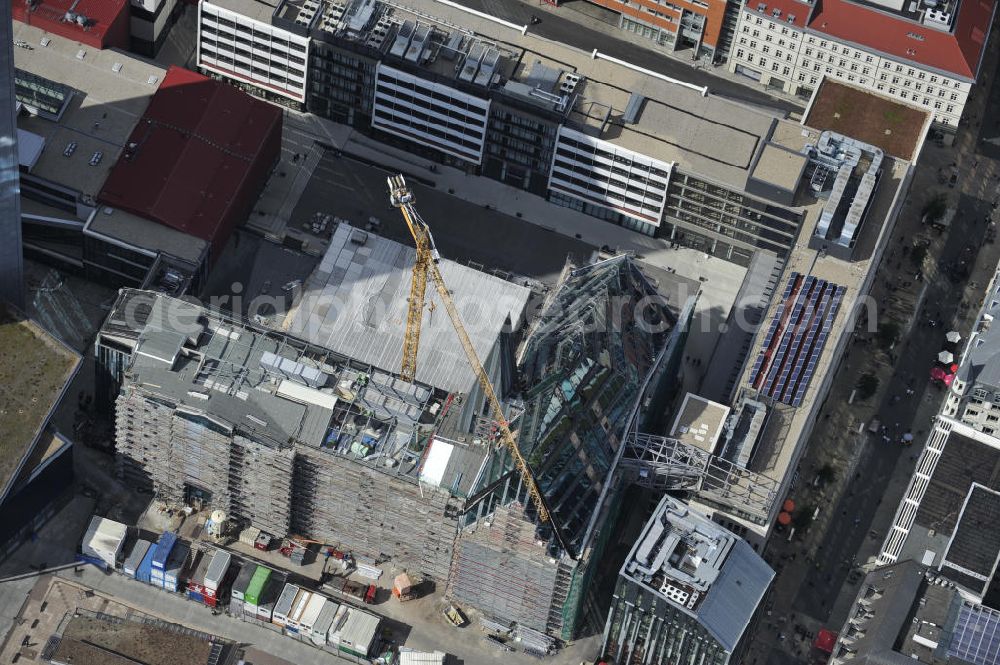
xmin=618 ymin=432 xmax=779 ymax=525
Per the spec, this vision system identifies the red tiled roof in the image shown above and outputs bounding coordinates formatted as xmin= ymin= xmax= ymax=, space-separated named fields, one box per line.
xmin=98 ymin=66 xmax=282 ymax=260
xmin=11 ymin=0 xmax=129 ymax=49
xmin=749 ymin=0 xmax=996 ymax=79
xmin=810 ymin=0 xmax=994 ymax=79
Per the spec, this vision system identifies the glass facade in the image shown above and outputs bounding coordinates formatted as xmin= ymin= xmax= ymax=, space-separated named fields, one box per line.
xmin=663 ymin=171 xmax=803 ymax=263
xmin=482 ymin=103 xmax=558 ymax=196
xmin=0 ymin=0 xmax=24 ymax=309
xmin=307 ymin=43 xmax=375 ymax=125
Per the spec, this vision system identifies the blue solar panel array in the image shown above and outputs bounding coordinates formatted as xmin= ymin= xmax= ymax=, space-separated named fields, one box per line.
xmin=949 ymin=601 xmax=1000 ymax=665
xmin=749 ymin=273 xmax=845 ymax=407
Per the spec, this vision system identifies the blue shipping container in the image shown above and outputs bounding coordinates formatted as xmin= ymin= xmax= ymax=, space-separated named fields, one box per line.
xmin=152 ymin=531 xmax=178 ymax=570
xmin=136 ymin=545 xmax=156 ymax=584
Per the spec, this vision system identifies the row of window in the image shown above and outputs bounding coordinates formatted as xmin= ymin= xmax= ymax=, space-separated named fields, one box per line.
xmin=200 ymin=22 xmax=307 ymax=65
xmin=374 ymin=83 xmax=486 ymax=128
xmin=201 ymin=8 xmax=307 ymax=53
xmin=552 ymin=158 xmax=666 ymax=202
xmin=377 ymin=70 xmax=488 ymax=114
xmin=557 ymin=136 xmax=671 ymax=180
xmin=201 ymin=39 xmax=305 ymax=78
xmin=550 ymin=166 xmax=664 ymax=214
xmin=554 ymin=147 xmax=669 ymax=191
xmin=372 ymin=107 xmax=484 ymax=151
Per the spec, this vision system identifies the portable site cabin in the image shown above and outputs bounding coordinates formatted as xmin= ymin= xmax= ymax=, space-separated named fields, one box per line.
xmin=185 ymin=551 xmax=211 ymax=604
xmin=203 ymin=549 xmax=231 ymax=594
xmin=244 ymin=566 xmax=271 ymax=607
xmin=285 ymin=589 xmax=313 ymax=633
xmin=123 ymin=540 xmax=152 ymax=577
xmin=135 ymin=543 xmax=156 ymax=584
xmin=260 ymin=572 xmax=284 ymax=621
xmin=161 ymin=541 xmax=190 ymax=592
xmin=79 ymin=516 xmax=128 ymax=570
xmin=329 ymin=607 xmax=380 ymax=658
xmin=229 ymin=562 xmax=255 ymax=615
xmin=299 ymin=593 xmax=327 ymax=638
xmin=310 ymin=600 xmax=340 ymax=646
xmin=149 ymin=531 xmax=178 ymax=587
xmin=273 ymin=584 xmax=301 ymax=627
xmin=399 ymin=650 xmax=447 ymax=665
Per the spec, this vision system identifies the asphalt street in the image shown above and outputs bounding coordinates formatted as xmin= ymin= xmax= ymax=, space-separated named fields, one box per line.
xmin=450 ymin=0 xmax=802 ymax=114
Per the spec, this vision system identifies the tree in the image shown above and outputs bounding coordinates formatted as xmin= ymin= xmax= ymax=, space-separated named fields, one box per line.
xmin=816 ymin=463 xmax=837 ymax=485
xmin=922 ymin=194 xmax=948 ymax=224
xmin=857 ymin=373 xmax=880 ymax=400
xmin=877 ymin=321 xmax=900 ymax=350
xmin=793 ymin=504 xmax=815 ymax=531
xmin=910 ymin=243 xmax=928 ymax=267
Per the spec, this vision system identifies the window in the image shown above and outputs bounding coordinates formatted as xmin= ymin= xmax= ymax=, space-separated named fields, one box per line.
xmin=783 ymin=66 xmax=790 ymax=75
xmin=946 ymin=104 xmax=955 ymax=112
xmin=930 ymin=75 xmax=938 ymax=83
xmin=737 ymin=48 xmax=745 ymax=59
xmin=889 ymin=87 xmax=897 ymax=94
xmin=951 ymin=92 xmax=959 ymax=100
xmin=934 ymin=101 xmax=942 ymax=109
xmin=917 ymin=71 xmax=925 ymax=79
xmin=865 ymin=55 xmax=873 ymax=63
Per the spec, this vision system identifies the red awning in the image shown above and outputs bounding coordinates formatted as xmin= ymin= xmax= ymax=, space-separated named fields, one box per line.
xmin=814 ymin=629 xmax=838 ymax=653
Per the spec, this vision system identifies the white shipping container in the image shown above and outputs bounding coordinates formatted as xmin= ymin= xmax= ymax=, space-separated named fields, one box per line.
xmin=273 ymin=584 xmax=300 ymax=627
xmin=81 ymin=516 xmax=128 ymax=569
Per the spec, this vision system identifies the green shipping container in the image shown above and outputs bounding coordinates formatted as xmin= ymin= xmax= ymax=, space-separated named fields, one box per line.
xmin=244 ymin=566 xmax=272 ymax=606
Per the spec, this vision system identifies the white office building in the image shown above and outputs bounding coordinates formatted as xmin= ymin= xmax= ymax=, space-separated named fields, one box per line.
xmin=198 ymin=0 xmax=309 ymax=103
xmin=373 ymin=63 xmax=490 ymax=164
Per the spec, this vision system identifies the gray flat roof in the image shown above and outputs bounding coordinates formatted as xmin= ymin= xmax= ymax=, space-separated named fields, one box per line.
xmin=621 ymin=497 xmax=773 ymax=653
xmin=942 ymin=484 xmax=1000 ymax=586
xmin=207 ymin=0 xmax=284 ymax=24
xmin=285 ymin=223 xmax=530 ymax=395
xmin=12 ymin=22 xmax=165 ymax=197
xmin=751 ymin=143 xmax=808 ymax=193
xmin=86 ymin=206 xmax=207 ymax=265
xmin=669 ymin=393 xmax=730 ymax=454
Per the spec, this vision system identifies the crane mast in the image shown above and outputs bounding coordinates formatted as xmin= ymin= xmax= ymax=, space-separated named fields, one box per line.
xmin=387 ymin=175 xmax=551 ymax=525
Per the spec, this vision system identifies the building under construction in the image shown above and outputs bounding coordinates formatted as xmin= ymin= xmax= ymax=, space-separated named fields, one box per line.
xmin=449 ymin=257 xmax=692 ymax=639
xmin=98 ymin=242 xmax=694 ymax=639
xmin=98 ymin=225 xmax=530 ymax=582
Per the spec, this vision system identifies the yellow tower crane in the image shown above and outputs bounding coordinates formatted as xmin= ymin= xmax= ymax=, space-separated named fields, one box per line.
xmin=387 ymin=174 xmax=551 ymax=524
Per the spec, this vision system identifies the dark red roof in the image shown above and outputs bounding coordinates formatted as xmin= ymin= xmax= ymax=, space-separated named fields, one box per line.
xmin=98 ymin=66 xmax=282 ymax=258
xmin=750 ymin=0 xmax=995 ymax=79
xmin=12 ymin=0 xmax=129 ymax=49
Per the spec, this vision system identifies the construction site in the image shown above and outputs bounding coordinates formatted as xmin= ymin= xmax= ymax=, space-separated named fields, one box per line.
xmin=96 ymin=167 xmax=703 ymax=642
